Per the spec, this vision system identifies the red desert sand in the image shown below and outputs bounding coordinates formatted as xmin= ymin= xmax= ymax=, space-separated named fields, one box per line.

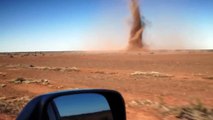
xmin=0 ymin=50 xmax=213 ymax=120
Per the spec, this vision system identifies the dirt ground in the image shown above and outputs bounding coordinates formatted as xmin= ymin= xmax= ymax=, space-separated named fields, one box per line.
xmin=0 ymin=50 xmax=213 ymax=120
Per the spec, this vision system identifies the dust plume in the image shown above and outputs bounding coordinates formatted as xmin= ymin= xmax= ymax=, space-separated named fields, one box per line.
xmin=128 ymin=0 xmax=145 ymax=50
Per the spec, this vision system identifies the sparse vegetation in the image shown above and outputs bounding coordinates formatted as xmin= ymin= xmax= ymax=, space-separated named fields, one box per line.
xmin=130 ymin=71 xmax=173 ymax=77
xmin=193 ymin=74 xmax=213 ymax=80
xmin=33 ymin=66 xmax=80 ymax=72
xmin=176 ymin=102 xmax=213 ymax=120
xmin=0 ymin=96 xmax=31 ymax=115
xmin=202 ymin=76 xmax=213 ymax=80
xmin=29 ymin=64 xmax=34 ymax=67
xmin=2 ymin=64 xmax=80 ymax=72
xmin=64 ymin=67 xmax=80 ymax=72
xmin=92 ymin=71 xmax=105 ymax=74
xmin=9 ymin=77 xmax=50 ymax=85
xmin=128 ymin=99 xmax=213 ymax=120
xmin=152 ymin=100 xmax=213 ymax=120
xmin=5 ymin=64 xmax=31 ymax=68
xmin=0 ymin=51 xmax=212 ymax=120
xmin=9 ymin=54 xmax=14 ymax=58
xmin=160 ymin=101 xmax=213 ymax=120
xmin=128 ymin=99 xmax=155 ymax=107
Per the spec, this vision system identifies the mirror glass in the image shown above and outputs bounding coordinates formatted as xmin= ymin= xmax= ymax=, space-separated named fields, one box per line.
xmin=53 ymin=93 xmax=113 ymax=120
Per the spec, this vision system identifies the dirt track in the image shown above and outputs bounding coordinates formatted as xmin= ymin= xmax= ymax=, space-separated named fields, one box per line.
xmin=0 ymin=51 xmax=213 ymax=120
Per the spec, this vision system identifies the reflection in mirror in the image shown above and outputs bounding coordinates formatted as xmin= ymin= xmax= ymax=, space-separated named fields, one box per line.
xmin=53 ymin=93 xmax=113 ymax=120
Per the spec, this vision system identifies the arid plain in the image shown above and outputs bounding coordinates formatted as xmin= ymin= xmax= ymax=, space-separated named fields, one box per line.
xmin=0 ymin=51 xmax=213 ymax=120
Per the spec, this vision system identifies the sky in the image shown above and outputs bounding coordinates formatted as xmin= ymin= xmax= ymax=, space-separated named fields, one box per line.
xmin=0 ymin=0 xmax=212 ymax=52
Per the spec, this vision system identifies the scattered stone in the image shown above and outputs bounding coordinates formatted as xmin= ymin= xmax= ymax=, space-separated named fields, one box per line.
xmin=131 ymin=71 xmax=173 ymax=77
xmin=0 ymin=84 xmax=6 ymax=88
xmin=40 ymin=79 xmax=49 ymax=85
xmin=57 ymin=85 xmax=64 ymax=89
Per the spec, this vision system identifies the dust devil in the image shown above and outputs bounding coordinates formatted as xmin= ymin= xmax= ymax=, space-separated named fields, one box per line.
xmin=128 ymin=0 xmax=145 ymax=50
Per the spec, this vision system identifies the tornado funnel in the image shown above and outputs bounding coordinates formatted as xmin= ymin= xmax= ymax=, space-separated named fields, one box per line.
xmin=128 ymin=0 xmax=145 ymax=50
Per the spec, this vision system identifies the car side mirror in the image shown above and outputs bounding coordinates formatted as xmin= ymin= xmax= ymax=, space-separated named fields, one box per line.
xmin=16 ymin=89 xmax=126 ymax=120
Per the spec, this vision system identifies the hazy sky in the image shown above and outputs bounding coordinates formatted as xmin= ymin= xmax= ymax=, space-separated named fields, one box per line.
xmin=0 ymin=0 xmax=212 ymax=52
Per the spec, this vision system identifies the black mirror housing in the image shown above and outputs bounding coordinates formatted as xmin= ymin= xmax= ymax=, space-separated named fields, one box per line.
xmin=16 ymin=89 xmax=126 ymax=120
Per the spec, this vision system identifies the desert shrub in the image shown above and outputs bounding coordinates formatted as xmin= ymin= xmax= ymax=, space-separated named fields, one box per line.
xmin=9 ymin=55 xmax=14 ymax=58
xmin=176 ymin=101 xmax=213 ymax=120
xmin=0 ymin=96 xmax=31 ymax=115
